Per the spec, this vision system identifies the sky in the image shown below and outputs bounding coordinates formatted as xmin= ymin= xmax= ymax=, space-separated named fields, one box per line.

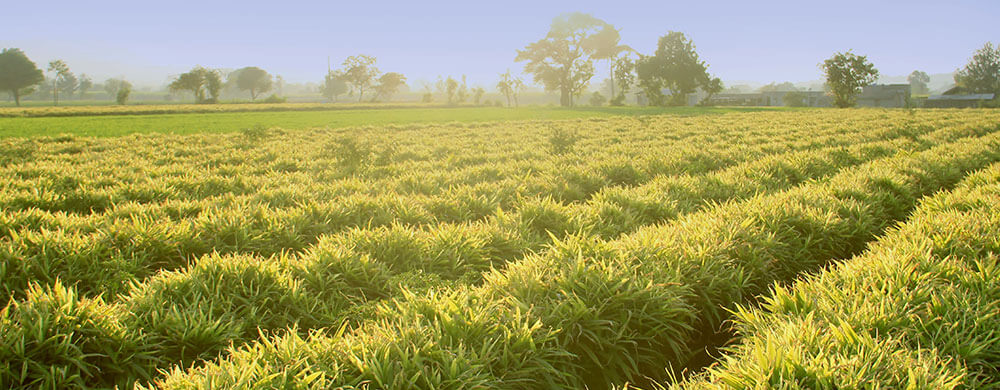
xmin=3 ymin=0 xmax=998 ymax=90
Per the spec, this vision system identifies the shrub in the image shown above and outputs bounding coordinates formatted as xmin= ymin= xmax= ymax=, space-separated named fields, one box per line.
xmin=589 ymin=91 xmax=607 ymax=106
xmin=261 ymin=94 xmax=286 ymax=104
xmin=548 ymin=126 xmax=579 ymax=155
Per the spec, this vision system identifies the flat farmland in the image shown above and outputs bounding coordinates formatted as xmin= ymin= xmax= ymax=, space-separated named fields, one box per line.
xmin=2 ymin=108 xmax=1000 ymax=389
xmin=0 ymin=104 xmax=789 ymax=138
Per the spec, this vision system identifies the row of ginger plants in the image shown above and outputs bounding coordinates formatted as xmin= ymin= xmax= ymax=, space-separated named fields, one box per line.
xmin=144 ymin=125 xmax=1000 ymax=389
xmin=673 ymin=161 xmax=1000 ymax=389
xmin=1 ymin=112 xmax=955 ymax=216
xmin=2 ymin=124 xmax=999 ymax=388
xmin=2 ymin=112 xmax=993 ymax=304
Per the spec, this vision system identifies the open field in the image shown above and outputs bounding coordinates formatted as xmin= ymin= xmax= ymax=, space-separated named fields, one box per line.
xmin=2 ymin=109 xmax=1000 ymax=389
xmin=0 ymin=104 xmax=794 ymax=138
xmin=0 ymin=102 xmax=459 ymax=117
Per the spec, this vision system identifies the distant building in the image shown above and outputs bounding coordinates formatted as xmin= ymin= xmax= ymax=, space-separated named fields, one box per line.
xmin=925 ymin=93 xmax=996 ymax=108
xmin=634 ymin=88 xmax=705 ymax=106
xmin=703 ymin=90 xmax=831 ymax=107
xmin=856 ymin=84 xmax=911 ymax=108
xmin=635 ymin=87 xmax=836 ymax=108
xmin=762 ymin=91 xmax=831 ymax=107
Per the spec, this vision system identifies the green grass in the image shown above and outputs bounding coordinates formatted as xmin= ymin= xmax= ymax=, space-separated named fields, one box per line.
xmin=0 ymin=105 xmax=798 ymax=138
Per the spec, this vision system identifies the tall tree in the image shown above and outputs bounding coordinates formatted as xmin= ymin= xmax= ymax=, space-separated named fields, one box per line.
xmin=590 ymin=26 xmax=632 ymax=101
xmin=274 ymin=75 xmax=285 ymax=96
xmin=233 ymin=66 xmax=272 ymax=100
xmin=955 ymin=42 xmax=1000 ymax=94
xmin=516 ymin=12 xmax=616 ymax=106
xmin=341 ymin=55 xmax=379 ymax=102
xmin=104 ymin=78 xmax=128 ymax=99
xmin=321 ymin=71 xmax=348 ymax=102
xmin=169 ymin=66 xmax=220 ymax=103
xmin=169 ymin=70 xmax=206 ymax=102
xmin=445 ymin=76 xmax=459 ymax=104
xmin=77 ymin=74 xmax=93 ymax=99
xmin=610 ymin=55 xmax=636 ymax=105
xmin=456 ymin=75 xmax=469 ymax=104
xmin=47 ymin=60 xmax=72 ymax=106
xmin=58 ymin=72 xmax=78 ymax=99
xmin=204 ymin=69 xmax=222 ymax=103
xmin=496 ymin=70 xmax=525 ymax=108
xmin=373 ymin=72 xmax=406 ymax=101
xmin=907 ymin=71 xmax=930 ymax=95
xmin=636 ymin=32 xmax=720 ymax=106
xmin=0 ymin=49 xmax=43 ymax=106
xmin=115 ymin=80 xmax=133 ymax=105
xmin=821 ymin=51 xmax=879 ymax=108
xmin=472 ymin=87 xmax=486 ymax=105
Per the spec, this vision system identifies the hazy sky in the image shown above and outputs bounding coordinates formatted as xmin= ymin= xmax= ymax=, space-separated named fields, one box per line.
xmin=3 ymin=0 xmax=997 ymax=89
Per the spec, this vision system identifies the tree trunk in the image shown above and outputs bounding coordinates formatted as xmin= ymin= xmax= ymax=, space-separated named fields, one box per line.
xmin=13 ymin=90 xmax=20 ymax=107
xmin=560 ymin=87 xmax=571 ymax=107
xmin=53 ymin=79 xmax=59 ymax=106
xmin=609 ymin=61 xmax=615 ymax=99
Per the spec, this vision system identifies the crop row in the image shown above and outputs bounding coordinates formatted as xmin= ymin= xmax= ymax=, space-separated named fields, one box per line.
xmin=2 ymin=111 xmax=998 ymax=388
xmin=1 ymin=127 xmax=990 ymax=389
xmin=0 ymin=123 xmax=971 ymax=304
xmin=119 ymin=131 xmax=993 ymax=375
xmin=143 ymin=129 xmax=1000 ymax=389
xmin=2 ymin=111 xmax=952 ymax=217
xmin=0 ymin=127 xmax=963 ymax=388
xmin=676 ymin=162 xmax=1000 ymax=389
xmin=4 ymin=112 xmax=981 ymax=303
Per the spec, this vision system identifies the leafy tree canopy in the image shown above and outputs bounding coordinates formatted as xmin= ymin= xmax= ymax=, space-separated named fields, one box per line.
xmin=955 ymin=42 xmax=1000 ymax=94
xmin=821 ymin=51 xmax=879 ymax=108
xmin=169 ymin=66 xmax=221 ymax=103
xmin=342 ymin=55 xmax=379 ymax=102
xmin=374 ymin=72 xmax=406 ymax=102
xmin=321 ymin=71 xmax=349 ymax=102
xmin=0 ymin=48 xmax=44 ymax=106
xmin=233 ymin=67 xmax=273 ymax=101
xmin=908 ymin=70 xmax=930 ymax=95
xmin=516 ymin=12 xmax=619 ymax=106
xmin=636 ymin=32 xmax=721 ymax=106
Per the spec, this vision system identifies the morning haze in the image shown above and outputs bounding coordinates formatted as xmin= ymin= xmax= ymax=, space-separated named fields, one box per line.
xmin=3 ymin=0 xmax=997 ymax=90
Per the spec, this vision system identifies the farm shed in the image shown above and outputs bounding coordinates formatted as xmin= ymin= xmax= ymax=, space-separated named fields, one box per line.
xmin=856 ymin=84 xmax=911 ymax=108
xmin=925 ymin=93 xmax=996 ymax=108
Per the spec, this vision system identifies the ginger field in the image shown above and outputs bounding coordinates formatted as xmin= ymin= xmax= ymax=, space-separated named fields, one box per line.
xmin=2 ymin=109 xmax=1000 ymax=389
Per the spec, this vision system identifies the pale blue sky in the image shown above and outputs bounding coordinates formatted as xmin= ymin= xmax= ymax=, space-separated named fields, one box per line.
xmin=2 ymin=0 xmax=997 ymax=89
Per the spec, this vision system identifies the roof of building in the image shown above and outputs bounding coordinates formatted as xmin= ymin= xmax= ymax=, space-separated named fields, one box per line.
xmin=859 ymin=84 xmax=911 ymax=100
xmin=927 ymin=93 xmax=995 ymax=100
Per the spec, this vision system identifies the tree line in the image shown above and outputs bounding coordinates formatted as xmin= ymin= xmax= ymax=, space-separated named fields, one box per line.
xmin=0 ymin=49 xmax=134 ymax=106
xmin=2 ymin=14 xmax=999 ymax=107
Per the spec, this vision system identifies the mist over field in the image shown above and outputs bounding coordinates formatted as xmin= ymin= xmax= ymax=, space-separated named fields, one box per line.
xmin=3 ymin=0 xmax=997 ymax=94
